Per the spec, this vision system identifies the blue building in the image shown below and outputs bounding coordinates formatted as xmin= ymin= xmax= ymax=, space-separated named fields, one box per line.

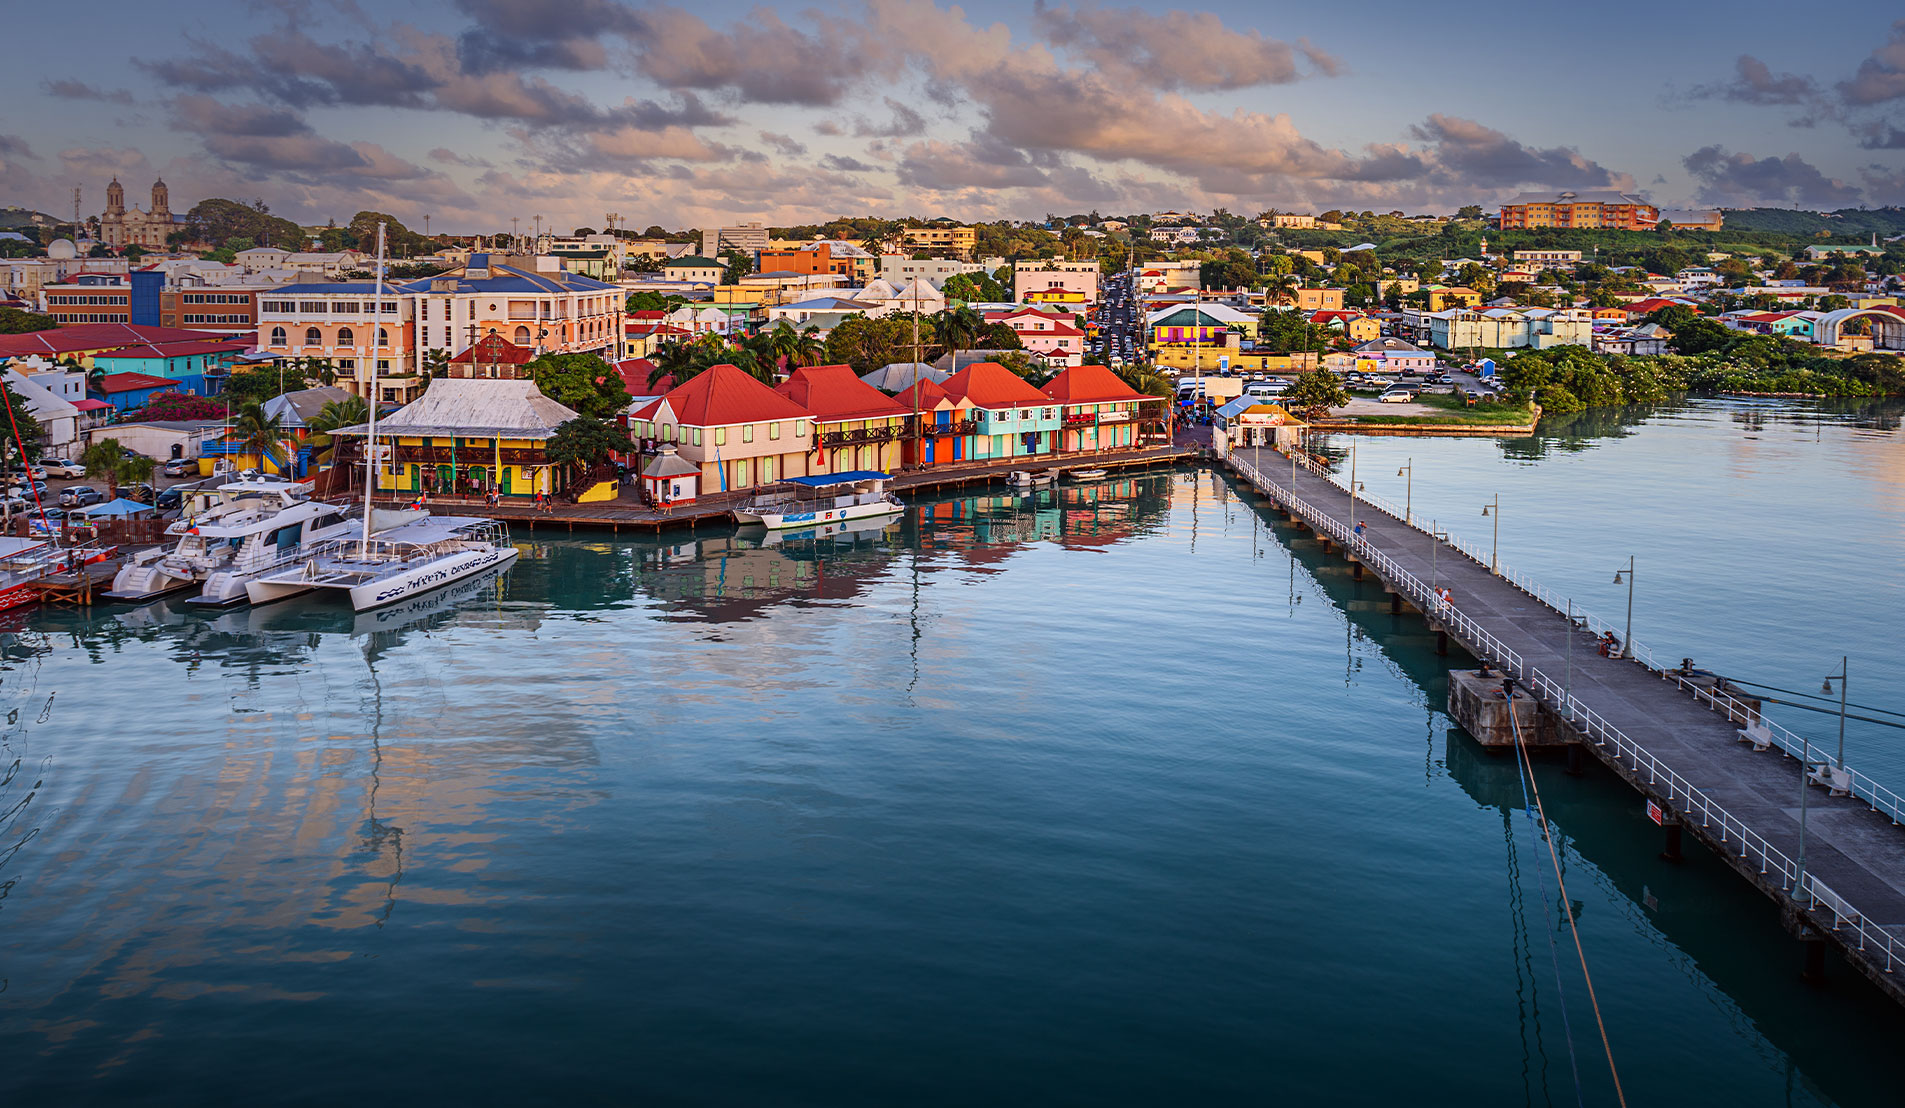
xmin=88 ymin=340 xmax=242 ymax=395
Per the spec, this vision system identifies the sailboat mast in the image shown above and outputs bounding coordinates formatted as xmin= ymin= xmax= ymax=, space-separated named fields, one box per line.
xmin=361 ymin=221 xmax=387 ymax=551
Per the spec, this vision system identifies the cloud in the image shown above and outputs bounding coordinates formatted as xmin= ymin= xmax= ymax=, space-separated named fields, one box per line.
xmin=428 ymin=146 xmax=494 ymax=167
xmin=852 ymin=97 xmax=927 ymax=138
xmin=1690 ymin=55 xmax=1822 ymax=106
xmin=1855 ymin=120 xmax=1905 ymax=148
xmin=0 ymin=135 xmax=36 ymax=159
xmin=1860 ymin=164 xmax=1905 ymax=205
xmin=758 ymin=131 xmax=808 ymax=157
xmin=171 ymin=95 xmax=310 ymax=137
xmin=630 ymin=6 xmax=873 ymax=106
xmin=1840 ymin=20 xmax=1905 ymax=106
xmin=820 ymin=153 xmax=877 ymax=173
xmin=1031 ymin=1 xmax=1338 ymax=90
xmin=1411 ymin=114 xmax=1635 ymax=191
xmin=43 ymin=79 xmax=136 ymax=106
xmin=1682 ymin=146 xmax=1862 ymax=208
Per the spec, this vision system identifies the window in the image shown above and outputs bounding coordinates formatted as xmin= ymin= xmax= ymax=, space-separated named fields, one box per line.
xmin=692 ymin=428 xmax=702 ymax=446
xmin=1020 ymin=410 xmax=1033 ymax=421
xmin=261 ymin=300 xmax=293 ymax=313
xmin=333 ymin=302 xmax=360 ymax=314
xmin=796 ymin=421 xmax=809 ymax=437
xmin=996 ymin=410 xmax=1011 ymax=422
xmin=514 ymin=326 xmax=531 ymax=344
xmin=377 ymin=359 xmax=390 ymax=370
xmin=714 ymin=428 xmax=726 ymax=445
xmin=304 ymin=327 xmax=321 ymax=346
xmin=1042 ymin=408 xmax=1053 ymax=420
xmin=768 ymin=421 xmax=780 ymax=440
xmin=377 ymin=327 xmax=389 ymax=345
xmin=336 ymin=327 xmax=354 ymax=345
xmin=742 ymin=424 xmax=753 ymax=443
xmin=338 ymin=358 xmax=356 ymax=369
xmin=270 ymin=326 xmax=286 ymax=346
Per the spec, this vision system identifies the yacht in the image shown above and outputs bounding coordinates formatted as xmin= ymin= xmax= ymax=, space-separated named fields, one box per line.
xmin=244 ymin=516 xmax=519 ymax=611
xmin=732 ymin=471 xmax=903 ymax=530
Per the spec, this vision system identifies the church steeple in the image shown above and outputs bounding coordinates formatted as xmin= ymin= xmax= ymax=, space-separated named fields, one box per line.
xmin=106 ymin=177 xmax=125 ymax=215
xmin=150 ymin=178 xmax=169 ymax=219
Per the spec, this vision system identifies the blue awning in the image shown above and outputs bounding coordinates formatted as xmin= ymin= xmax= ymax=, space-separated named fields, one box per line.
xmin=783 ymin=471 xmax=891 ymax=487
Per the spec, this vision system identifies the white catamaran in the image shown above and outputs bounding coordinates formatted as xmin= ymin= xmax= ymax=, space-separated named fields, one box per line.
xmin=732 ymin=471 xmax=904 ymax=530
xmin=243 ymin=222 xmax=519 ymax=612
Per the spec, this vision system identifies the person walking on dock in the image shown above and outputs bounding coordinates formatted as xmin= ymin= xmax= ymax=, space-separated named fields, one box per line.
xmin=1353 ymin=520 xmax=1367 ymax=541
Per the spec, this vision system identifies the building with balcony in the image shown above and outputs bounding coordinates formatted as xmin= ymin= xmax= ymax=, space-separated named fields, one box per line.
xmin=940 ymin=360 xmax=1061 ymax=462
xmin=1041 ymin=364 xmax=1155 ymax=454
xmin=336 ymin=377 xmax=580 ymax=500
xmin=890 ymin=379 xmax=978 ymax=468
xmin=773 ymin=364 xmax=910 ymax=474
xmin=901 ymin=224 xmax=978 ymax=259
xmin=1013 ymin=259 xmax=1100 ymax=306
xmin=702 ymin=221 xmax=770 ymax=259
xmin=629 ymin=363 xmax=817 ymax=492
xmin=984 ymin=307 xmax=1085 ymax=367
xmin=1497 ymin=191 xmax=1660 ymax=231
xmin=1425 ymin=307 xmax=1592 ymax=351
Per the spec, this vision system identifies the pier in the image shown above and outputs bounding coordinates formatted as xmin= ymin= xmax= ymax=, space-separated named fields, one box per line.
xmin=1225 ymin=444 xmax=1905 ymax=1004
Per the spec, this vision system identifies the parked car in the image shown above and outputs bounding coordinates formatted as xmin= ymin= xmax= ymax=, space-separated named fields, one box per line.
xmin=124 ymin=483 xmax=156 ymax=504
xmin=1378 ymin=387 xmax=1419 ymax=404
xmin=39 ymin=458 xmax=86 ymax=478
xmin=9 ymin=479 xmax=48 ymax=500
xmin=160 ymin=457 xmax=199 ymax=477
xmin=155 ymin=487 xmax=184 ymax=512
xmin=59 ymin=485 xmax=104 ymax=508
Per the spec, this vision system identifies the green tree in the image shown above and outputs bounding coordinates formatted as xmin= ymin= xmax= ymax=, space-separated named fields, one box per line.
xmin=422 ymin=348 xmax=452 ymax=379
xmin=545 ymin=415 xmax=635 ymax=490
xmin=0 ymin=382 xmax=42 ymax=471
xmin=303 ymin=396 xmax=370 ymax=465
xmin=178 ymin=198 xmax=303 ymax=250
xmin=0 ymin=307 xmax=57 ymax=333
xmin=1283 ymin=369 xmax=1350 ymax=414
xmin=1456 ymin=205 xmax=1485 ymax=221
xmin=526 ymin=352 xmax=630 ymax=420
xmin=231 ymin=402 xmax=288 ymax=465
xmin=721 ymin=250 xmax=754 ymax=285
xmin=79 ymin=437 xmax=154 ymax=500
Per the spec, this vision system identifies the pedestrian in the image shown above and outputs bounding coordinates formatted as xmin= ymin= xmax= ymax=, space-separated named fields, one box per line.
xmin=1353 ymin=520 xmax=1366 ymax=540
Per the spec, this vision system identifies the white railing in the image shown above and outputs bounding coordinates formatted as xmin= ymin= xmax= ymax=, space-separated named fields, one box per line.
xmin=1229 ymin=449 xmax=1905 ymax=976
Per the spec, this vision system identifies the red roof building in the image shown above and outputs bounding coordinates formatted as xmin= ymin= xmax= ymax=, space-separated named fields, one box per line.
xmin=0 ymin=323 xmax=239 ymax=364
xmin=1042 ymin=365 xmax=1155 ymax=453
xmin=448 ymin=333 xmax=535 ymax=379
xmin=627 ymin=364 xmax=817 ymax=492
xmin=775 ymin=364 xmax=910 ymax=474
xmin=941 ymin=360 xmax=1053 ymax=409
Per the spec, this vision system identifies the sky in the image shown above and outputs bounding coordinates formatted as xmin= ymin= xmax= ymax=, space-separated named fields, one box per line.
xmin=3 ymin=0 xmax=1904 ymax=234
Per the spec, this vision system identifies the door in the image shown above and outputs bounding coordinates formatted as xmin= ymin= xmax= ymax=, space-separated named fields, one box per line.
xmin=501 ymin=466 xmax=512 ymax=495
xmin=436 ymin=463 xmax=453 ymax=489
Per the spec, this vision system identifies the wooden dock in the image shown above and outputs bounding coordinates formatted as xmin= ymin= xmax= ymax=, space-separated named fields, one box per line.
xmin=1224 ymin=444 xmax=1905 ymax=1005
xmin=27 ymin=556 xmax=126 ymax=608
xmin=395 ymin=446 xmax=1198 ymax=533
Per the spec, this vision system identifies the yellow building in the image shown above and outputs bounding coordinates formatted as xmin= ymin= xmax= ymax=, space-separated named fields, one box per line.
xmin=346 ymin=377 xmax=582 ymax=499
xmin=1153 ymin=347 xmax=1318 ymax=374
xmin=902 ymin=224 xmax=978 ymax=260
xmin=1426 ymin=286 xmax=1483 ymax=311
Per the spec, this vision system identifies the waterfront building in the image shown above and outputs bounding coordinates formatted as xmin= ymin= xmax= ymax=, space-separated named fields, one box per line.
xmin=1427 ymin=307 xmax=1593 ymax=350
xmin=630 ymin=363 xmax=816 ymax=492
xmin=774 ymin=364 xmax=910 ymax=475
xmin=939 ymin=361 xmax=1060 ymax=462
xmin=891 ymin=379 xmax=975 ymax=468
xmin=338 ymin=377 xmax=579 ymax=499
xmin=1350 ymin=336 xmax=1436 ymax=373
xmin=1041 ymin=364 xmax=1153 ymax=453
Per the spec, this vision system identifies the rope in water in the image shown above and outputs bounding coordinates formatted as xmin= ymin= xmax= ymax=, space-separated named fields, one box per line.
xmin=1509 ymin=694 xmax=1629 ymax=1107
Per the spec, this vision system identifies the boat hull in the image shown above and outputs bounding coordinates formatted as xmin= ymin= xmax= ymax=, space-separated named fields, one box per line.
xmin=734 ymin=500 xmax=903 ymax=531
xmin=350 ymin=545 xmax=519 ymax=611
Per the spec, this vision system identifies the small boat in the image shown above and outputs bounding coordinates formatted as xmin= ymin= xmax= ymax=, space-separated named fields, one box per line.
xmin=732 ymin=471 xmax=903 ymax=530
xmin=244 ymin=516 xmax=519 ymax=611
xmin=0 ymin=535 xmax=115 ymax=611
xmin=1007 ymin=469 xmax=1053 ymax=487
xmin=1064 ymin=468 xmax=1108 ymax=481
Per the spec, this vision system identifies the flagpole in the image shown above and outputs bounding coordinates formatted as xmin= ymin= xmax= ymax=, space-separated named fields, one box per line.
xmin=360 ymin=221 xmax=386 ymax=552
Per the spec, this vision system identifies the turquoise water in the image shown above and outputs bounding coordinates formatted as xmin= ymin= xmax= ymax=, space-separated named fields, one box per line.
xmin=3 ymin=401 xmax=1902 ymax=1105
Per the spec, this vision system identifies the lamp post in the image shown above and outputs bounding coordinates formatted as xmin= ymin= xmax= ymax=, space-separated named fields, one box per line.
xmin=1348 ymin=440 xmax=1358 ymax=531
xmin=1480 ymin=494 xmax=1499 ymax=574
xmin=1610 ymin=555 xmax=1635 ymax=660
xmin=1823 ymin=657 xmax=1849 ymax=766
xmin=1396 ymin=457 xmax=1412 ymax=525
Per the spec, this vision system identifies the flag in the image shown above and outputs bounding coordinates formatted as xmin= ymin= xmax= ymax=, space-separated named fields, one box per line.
xmin=714 ymin=443 xmax=727 ymax=492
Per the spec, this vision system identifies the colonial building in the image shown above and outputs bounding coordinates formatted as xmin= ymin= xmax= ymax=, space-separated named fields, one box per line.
xmin=629 ymin=363 xmax=817 ymax=492
xmin=1041 ymin=365 xmax=1155 ymax=453
xmin=99 ymin=178 xmax=175 ymax=249
xmin=342 ymin=377 xmax=579 ymax=500
xmin=939 ymin=361 xmax=1061 ymax=462
xmin=1013 ymin=259 xmax=1100 ymax=306
xmin=773 ymin=364 xmax=909 ymax=474
xmin=1497 ymin=191 xmax=1660 ymax=231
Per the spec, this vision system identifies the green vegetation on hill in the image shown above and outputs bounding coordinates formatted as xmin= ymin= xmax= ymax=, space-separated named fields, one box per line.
xmin=1715 ymin=207 xmax=1905 ymax=238
xmin=176 ymin=199 xmax=305 ymax=251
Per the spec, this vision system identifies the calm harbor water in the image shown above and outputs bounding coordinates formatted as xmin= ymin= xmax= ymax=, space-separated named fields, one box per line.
xmin=3 ymin=398 xmax=1902 ymax=1106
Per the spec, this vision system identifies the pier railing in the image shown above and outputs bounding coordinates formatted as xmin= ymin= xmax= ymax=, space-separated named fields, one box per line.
xmin=1228 ymin=449 xmax=1905 ymax=975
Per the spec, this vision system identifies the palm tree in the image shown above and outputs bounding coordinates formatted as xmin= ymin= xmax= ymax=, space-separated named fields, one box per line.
xmin=1268 ymin=275 xmax=1300 ymax=308
xmin=791 ymin=325 xmax=826 ymax=368
xmin=935 ymin=305 xmax=983 ymax=356
xmin=232 ymin=402 xmax=287 ymax=471
xmin=303 ymin=396 xmax=369 ymax=466
xmin=78 ymin=437 xmax=153 ymax=501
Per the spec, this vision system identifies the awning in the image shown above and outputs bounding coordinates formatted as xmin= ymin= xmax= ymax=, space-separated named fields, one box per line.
xmin=782 ymin=471 xmax=890 ymax=487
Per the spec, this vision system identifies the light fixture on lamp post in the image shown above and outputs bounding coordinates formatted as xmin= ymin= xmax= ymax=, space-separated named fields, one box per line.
xmin=1610 ymin=555 xmax=1635 ymax=661
xmin=1822 ymin=657 xmax=1849 ymax=766
xmin=1480 ymin=494 xmax=1499 ymax=574
xmin=1396 ymin=458 xmax=1412 ymax=524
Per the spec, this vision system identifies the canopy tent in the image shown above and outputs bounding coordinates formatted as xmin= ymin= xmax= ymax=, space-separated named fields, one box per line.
xmin=74 ymin=497 xmax=157 ymax=519
xmin=860 ymin=362 xmax=948 ymax=392
xmin=782 ymin=471 xmax=890 ymax=487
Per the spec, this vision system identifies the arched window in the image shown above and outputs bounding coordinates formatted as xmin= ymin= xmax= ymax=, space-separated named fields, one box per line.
xmin=269 ymin=326 xmax=286 ymax=346
xmin=304 ymin=327 xmax=321 ymax=346
xmin=336 ymin=327 xmax=354 ymax=345
xmin=376 ymin=327 xmax=389 ymax=345
xmin=513 ymin=325 xmax=531 ymax=344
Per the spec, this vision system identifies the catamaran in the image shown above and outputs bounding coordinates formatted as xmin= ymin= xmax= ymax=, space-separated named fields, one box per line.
xmin=105 ymin=478 xmax=423 ymax=605
xmin=241 ymin=222 xmax=519 ymax=613
xmin=732 ymin=471 xmax=903 ymax=530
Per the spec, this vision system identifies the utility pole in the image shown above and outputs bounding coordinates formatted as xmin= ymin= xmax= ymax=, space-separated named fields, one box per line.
xmin=511 ymin=217 xmax=520 ymax=252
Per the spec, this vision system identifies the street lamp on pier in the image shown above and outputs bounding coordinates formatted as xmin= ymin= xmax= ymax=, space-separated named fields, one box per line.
xmin=1396 ymin=458 xmax=1413 ymax=524
xmin=1610 ymin=555 xmax=1635 ymax=661
xmin=1822 ymin=657 xmax=1849 ymax=766
xmin=1480 ymin=494 xmax=1499 ymax=574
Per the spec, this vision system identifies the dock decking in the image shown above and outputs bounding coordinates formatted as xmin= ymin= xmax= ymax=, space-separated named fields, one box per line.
xmin=1226 ymin=444 xmax=1905 ymax=1004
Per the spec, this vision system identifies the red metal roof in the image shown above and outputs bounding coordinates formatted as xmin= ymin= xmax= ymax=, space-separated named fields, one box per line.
xmin=654 ymin=363 xmax=812 ymax=427
xmin=890 ymin=379 xmax=954 ymax=410
xmin=774 ymin=364 xmax=908 ymax=421
xmin=93 ymin=372 xmax=175 ymax=392
xmin=940 ymin=361 xmax=1051 ymax=408
xmin=612 ymin=358 xmax=657 ymax=395
xmin=0 ymin=323 xmax=236 ymax=358
xmin=93 ymin=340 xmax=244 ymax=359
xmin=1042 ymin=365 xmax=1151 ymax=403
xmin=72 ymin=398 xmax=111 ymax=411
xmin=449 ymin=334 xmax=534 ymax=364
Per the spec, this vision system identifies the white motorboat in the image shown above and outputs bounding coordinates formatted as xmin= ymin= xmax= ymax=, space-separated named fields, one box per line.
xmin=732 ymin=471 xmax=903 ymax=530
xmin=244 ymin=516 xmax=518 ymax=611
xmin=1007 ymin=469 xmax=1054 ymax=487
xmin=106 ymin=478 xmax=347 ymax=604
xmin=1064 ymin=468 xmax=1108 ymax=481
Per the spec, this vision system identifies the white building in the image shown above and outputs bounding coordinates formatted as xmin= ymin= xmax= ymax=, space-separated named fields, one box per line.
xmin=1012 ymin=259 xmax=1100 ymax=306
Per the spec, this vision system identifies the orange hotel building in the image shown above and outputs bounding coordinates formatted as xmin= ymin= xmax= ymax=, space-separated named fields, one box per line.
xmin=1497 ymin=191 xmax=1661 ymax=231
